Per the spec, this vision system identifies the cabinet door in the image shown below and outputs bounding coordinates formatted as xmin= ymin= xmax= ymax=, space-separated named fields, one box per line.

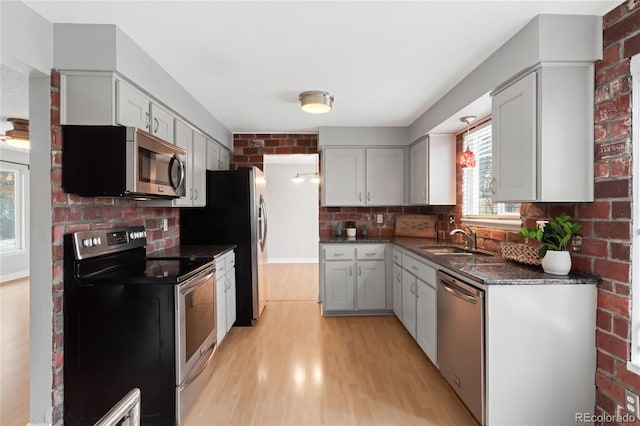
xmin=356 ymin=260 xmax=386 ymax=310
xmin=393 ymin=263 xmax=403 ymax=318
xmin=401 ymin=270 xmax=417 ymax=338
xmin=150 ymin=103 xmax=174 ymax=143
xmin=173 ymin=119 xmax=193 ymax=207
xmin=492 ymin=71 xmax=536 ymax=202
xmin=428 ymin=134 xmax=456 ymax=205
xmin=322 ymin=148 xmax=365 ymax=206
xmin=416 ymin=279 xmax=437 ymax=364
xmin=192 ymin=131 xmax=207 ymax=207
xmin=410 ymin=140 xmax=428 ymax=204
xmin=219 ymin=149 xmax=230 ymax=170
xmin=366 ymin=148 xmax=404 ymax=205
xmin=116 ymin=80 xmax=150 ymax=131
xmin=207 ymin=138 xmax=221 ymax=170
xmin=216 ymin=276 xmax=227 ymax=344
xmin=324 ymin=261 xmax=355 ymax=311
xmin=226 ymin=267 xmax=236 ymax=333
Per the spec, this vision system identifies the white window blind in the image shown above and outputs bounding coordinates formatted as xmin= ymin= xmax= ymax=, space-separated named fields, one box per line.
xmin=462 ymin=123 xmax=519 ymax=217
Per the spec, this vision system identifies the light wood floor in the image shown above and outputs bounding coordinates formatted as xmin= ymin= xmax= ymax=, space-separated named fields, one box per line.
xmin=0 ymin=277 xmax=30 ymax=426
xmin=185 ymin=265 xmax=476 ymax=426
xmin=266 ymin=263 xmax=319 ymax=301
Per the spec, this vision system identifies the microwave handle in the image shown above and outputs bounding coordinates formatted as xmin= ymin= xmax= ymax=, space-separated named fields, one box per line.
xmin=169 ymin=155 xmax=186 ymax=192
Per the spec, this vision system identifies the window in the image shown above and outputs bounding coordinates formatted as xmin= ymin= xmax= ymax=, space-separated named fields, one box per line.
xmin=461 ymin=122 xmax=521 ymax=230
xmin=629 ymin=53 xmax=640 ymax=374
xmin=0 ymin=161 xmax=28 ymax=252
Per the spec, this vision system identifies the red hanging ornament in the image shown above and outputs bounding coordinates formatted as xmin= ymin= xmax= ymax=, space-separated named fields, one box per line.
xmin=459 ymin=115 xmax=477 ymax=169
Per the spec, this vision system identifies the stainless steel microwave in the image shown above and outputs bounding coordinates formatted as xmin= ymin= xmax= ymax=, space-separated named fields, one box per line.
xmin=62 ymin=125 xmax=186 ymax=199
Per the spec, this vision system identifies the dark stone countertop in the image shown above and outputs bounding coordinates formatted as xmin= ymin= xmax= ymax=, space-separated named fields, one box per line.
xmin=321 ymin=236 xmax=600 ymax=286
xmin=148 ymin=244 xmax=236 ymax=261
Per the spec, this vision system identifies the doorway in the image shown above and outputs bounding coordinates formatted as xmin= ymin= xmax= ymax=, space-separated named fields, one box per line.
xmin=263 ymin=154 xmax=319 ymax=301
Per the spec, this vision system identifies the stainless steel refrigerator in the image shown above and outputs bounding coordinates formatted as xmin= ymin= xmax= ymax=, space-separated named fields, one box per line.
xmin=180 ymin=167 xmax=268 ymax=325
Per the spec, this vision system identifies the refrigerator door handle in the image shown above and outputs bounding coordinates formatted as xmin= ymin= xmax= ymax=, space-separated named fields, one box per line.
xmin=258 ymin=195 xmax=268 ymax=252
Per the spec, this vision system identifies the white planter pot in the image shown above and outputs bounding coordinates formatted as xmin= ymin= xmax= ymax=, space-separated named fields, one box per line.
xmin=346 ymin=228 xmax=356 ymax=237
xmin=541 ymin=250 xmax=571 ymax=275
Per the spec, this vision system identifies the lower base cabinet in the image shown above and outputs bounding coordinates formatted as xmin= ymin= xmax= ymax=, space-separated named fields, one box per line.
xmin=321 ymin=243 xmax=391 ymax=315
xmin=397 ymin=248 xmax=438 ymax=365
xmin=216 ymin=250 xmax=236 ymax=344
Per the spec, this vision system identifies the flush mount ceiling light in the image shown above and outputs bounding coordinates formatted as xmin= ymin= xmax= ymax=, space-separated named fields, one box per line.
xmin=459 ymin=115 xmax=476 ymax=169
xmin=299 ymin=91 xmax=334 ymax=114
xmin=0 ymin=118 xmax=30 ymax=150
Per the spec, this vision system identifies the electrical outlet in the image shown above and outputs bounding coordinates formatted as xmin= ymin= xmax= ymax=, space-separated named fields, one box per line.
xmin=625 ymin=389 xmax=640 ymax=416
xmin=376 ymin=214 xmax=384 ymax=224
xmin=571 ymin=234 xmax=583 ymax=253
xmin=161 ymin=218 xmax=168 ymax=231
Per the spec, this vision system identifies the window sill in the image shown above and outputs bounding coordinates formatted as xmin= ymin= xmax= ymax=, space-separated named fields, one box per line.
xmin=627 ymin=361 xmax=640 ymax=377
xmin=461 ymin=216 xmax=522 ymax=232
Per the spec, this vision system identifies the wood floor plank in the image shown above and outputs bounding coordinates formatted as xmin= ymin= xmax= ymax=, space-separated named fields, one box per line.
xmin=183 ymin=300 xmax=477 ymax=426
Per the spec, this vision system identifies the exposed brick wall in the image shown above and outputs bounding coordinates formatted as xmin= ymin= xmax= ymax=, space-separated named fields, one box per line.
xmin=319 ymin=205 xmax=430 ymax=239
xmin=232 ymin=133 xmax=318 ymax=171
xmin=50 ymin=70 xmax=180 ymax=425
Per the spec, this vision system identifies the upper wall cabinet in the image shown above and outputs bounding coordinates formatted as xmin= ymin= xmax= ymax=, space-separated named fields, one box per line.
xmin=409 ymin=134 xmax=456 ymax=205
xmin=116 ymin=80 xmax=174 ymax=143
xmin=206 ymin=138 xmax=231 ymax=171
xmin=491 ymin=63 xmax=594 ymax=202
xmin=322 ymin=148 xmax=404 ymax=207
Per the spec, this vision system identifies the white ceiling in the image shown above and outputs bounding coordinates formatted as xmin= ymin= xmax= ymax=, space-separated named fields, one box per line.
xmin=25 ymin=1 xmax=618 ymax=134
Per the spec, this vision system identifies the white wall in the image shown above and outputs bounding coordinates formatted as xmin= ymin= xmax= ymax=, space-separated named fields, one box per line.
xmin=1 ymin=1 xmax=54 ymax=425
xmin=264 ymin=155 xmax=319 ymax=263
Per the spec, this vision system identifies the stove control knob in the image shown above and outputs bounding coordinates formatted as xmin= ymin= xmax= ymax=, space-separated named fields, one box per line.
xmin=143 ymin=231 xmax=147 ymax=238
xmin=130 ymin=232 xmax=135 ymax=240
xmin=92 ymin=237 xmax=100 ymax=246
xmin=83 ymin=238 xmax=92 ymax=247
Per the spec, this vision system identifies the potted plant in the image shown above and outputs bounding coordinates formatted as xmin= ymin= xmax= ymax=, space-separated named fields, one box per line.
xmin=520 ymin=213 xmax=581 ymax=275
xmin=346 ymin=221 xmax=357 ymax=238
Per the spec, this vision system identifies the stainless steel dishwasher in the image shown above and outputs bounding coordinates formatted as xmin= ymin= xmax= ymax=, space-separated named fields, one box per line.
xmin=437 ymin=271 xmax=485 ymax=425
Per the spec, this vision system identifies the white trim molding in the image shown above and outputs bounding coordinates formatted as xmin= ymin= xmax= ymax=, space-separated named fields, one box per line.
xmin=461 ymin=216 xmax=523 ymax=232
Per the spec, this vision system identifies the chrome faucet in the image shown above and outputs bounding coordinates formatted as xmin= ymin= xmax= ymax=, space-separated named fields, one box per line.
xmin=449 ymin=225 xmax=477 ymax=250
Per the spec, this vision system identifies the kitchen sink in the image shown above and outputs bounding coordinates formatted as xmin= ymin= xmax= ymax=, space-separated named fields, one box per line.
xmin=416 ymin=245 xmax=493 ymax=256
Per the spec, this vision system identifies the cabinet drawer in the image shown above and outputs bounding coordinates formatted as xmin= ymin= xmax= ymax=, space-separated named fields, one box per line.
xmin=357 ymin=245 xmax=386 ymax=260
xmin=392 ymin=248 xmax=402 ymax=265
xmin=403 ymin=255 xmax=436 ymax=286
xmin=324 ymin=246 xmax=355 ymax=261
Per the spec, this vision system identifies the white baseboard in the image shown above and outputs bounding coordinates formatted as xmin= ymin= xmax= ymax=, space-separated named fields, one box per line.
xmin=0 ymin=269 xmax=29 ymax=284
xmin=267 ymin=258 xmax=318 ymax=264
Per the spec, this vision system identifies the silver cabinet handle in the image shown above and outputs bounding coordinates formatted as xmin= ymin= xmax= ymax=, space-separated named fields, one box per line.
xmin=365 ymin=252 xmax=375 ymax=257
xmin=145 ymin=112 xmax=150 ymax=129
xmin=349 ymin=266 xmax=353 ymax=276
xmin=194 ymin=189 xmax=199 ymax=200
xmin=490 ymin=178 xmax=496 ymax=194
xmin=412 ymin=266 xmax=419 ymax=271
xmin=333 ymin=253 xmax=344 ymax=257
xmin=153 ymin=117 xmax=159 ymax=133
xmin=367 ymin=192 xmax=371 ymax=201
xmin=358 ymin=192 xmax=362 ymax=201
xmin=396 ymin=272 xmax=401 ymax=282
xmin=358 ymin=266 xmax=362 ymax=276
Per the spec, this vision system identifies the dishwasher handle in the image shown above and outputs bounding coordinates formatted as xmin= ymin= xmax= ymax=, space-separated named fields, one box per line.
xmin=439 ymin=275 xmax=480 ymax=304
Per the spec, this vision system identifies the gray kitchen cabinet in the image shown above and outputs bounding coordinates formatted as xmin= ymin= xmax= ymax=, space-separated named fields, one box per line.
xmin=324 ymin=260 xmax=356 ymax=311
xmin=116 ymin=79 xmax=174 ymax=143
xmin=169 ymin=120 xmax=206 ymax=207
xmin=206 ymin=138 xmax=230 ymax=171
xmin=401 ymin=270 xmax=417 ymax=338
xmin=491 ymin=63 xmax=594 ymax=202
xmin=397 ymin=248 xmax=438 ymax=364
xmin=322 ymin=148 xmax=404 ymax=206
xmin=393 ymin=263 xmax=402 ymax=319
xmin=320 ymin=243 xmax=391 ymax=315
xmin=409 ymin=134 xmax=456 ymax=205
xmin=216 ymin=250 xmax=236 ymax=345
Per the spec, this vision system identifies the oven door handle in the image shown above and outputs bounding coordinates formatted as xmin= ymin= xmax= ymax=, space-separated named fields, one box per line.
xmin=178 ymin=340 xmax=217 ymax=390
xmin=179 ymin=267 xmax=215 ymax=295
